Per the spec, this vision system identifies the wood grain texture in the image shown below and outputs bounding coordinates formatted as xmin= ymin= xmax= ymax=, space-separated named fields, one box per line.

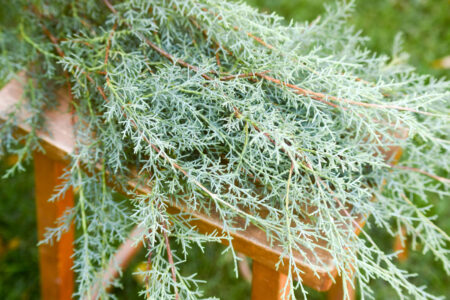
xmin=34 ymin=151 xmax=74 ymax=300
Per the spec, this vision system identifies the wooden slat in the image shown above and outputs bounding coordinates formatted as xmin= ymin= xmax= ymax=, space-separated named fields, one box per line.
xmin=251 ymin=261 xmax=290 ymax=300
xmin=327 ymin=273 xmax=355 ymax=300
xmin=34 ymin=151 xmax=74 ymax=300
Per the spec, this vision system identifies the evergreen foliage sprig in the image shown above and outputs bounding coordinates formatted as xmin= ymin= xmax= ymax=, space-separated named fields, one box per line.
xmin=0 ymin=0 xmax=449 ymax=299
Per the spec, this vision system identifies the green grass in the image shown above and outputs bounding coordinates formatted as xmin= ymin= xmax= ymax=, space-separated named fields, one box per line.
xmin=0 ymin=160 xmax=39 ymax=300
xmin=245 ymin=0 xmax=449 ymax=78
xmin=0 ymin=0 xmax=448 ymax=299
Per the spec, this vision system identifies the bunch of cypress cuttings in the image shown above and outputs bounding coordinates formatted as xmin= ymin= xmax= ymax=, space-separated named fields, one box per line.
xmin=0 ymin=0 xmax=449 ymax=299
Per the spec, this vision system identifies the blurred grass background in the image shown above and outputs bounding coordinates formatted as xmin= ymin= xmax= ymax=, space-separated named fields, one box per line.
xmin=0 ymin=0 xmax=448 ymax=299
xmin=246 ymin=0 xmax=450 ymax=78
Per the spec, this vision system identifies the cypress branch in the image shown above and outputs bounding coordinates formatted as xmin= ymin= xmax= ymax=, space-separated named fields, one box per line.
xmin=1 ymin=0 xmax=449 ymax=299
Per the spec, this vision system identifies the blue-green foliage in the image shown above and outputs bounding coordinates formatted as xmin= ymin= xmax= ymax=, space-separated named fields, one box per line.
xmin=0 ymin=1 xmax=448 ymax=299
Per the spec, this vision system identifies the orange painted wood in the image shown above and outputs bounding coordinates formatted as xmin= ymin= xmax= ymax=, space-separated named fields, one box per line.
xmin=327 ymin=273 xmax=356 ymax=300
xmin=251 ymin=261 xmax=290 ymax=300
xmin=34 ymin=151 xmax=74 ymax=300
xmin=0 ymin=74 xmax=74 ymax=162
xmin=394 ymin=226 xmax=408 ymax=262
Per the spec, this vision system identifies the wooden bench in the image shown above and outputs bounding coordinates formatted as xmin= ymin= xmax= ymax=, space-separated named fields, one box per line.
xmin=0 ymin=75 xmax=403 ymax=299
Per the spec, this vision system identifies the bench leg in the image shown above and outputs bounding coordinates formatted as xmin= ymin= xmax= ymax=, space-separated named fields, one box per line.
xmin=327 ymin=274 xmax=355 ymax=300
xmin=34 ymin=152 xmax=74 ymax=300
xmin=251 ymin=261 xmax=290 ymax=300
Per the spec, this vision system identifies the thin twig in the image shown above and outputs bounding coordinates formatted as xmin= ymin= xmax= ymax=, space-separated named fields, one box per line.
xmin=38 ymin=23 xmax=76 ymax=119
xmin=255 ymin=72 xmax=340 ymax=108
xmin=219 ymin=71 xmax=268 ymax=81
xmin=162 ymin=222 xmax=179 ymax=300
xmin=142 ymin=37 xmax=214 ymax=81
xmin=104 ymin=22 xmax=117 ymax=65
xmin=102 ymin=0 xmax=214 ymax=81
xmin=392 ymin=165 xmax=450 ymax=184
xmin=400 ymin=194 xmax=450 ymax=241
xmin=145 ymin=231 xmax=152 ymax=299
xmin=255 ymin=73 xmax=438 ymax=116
